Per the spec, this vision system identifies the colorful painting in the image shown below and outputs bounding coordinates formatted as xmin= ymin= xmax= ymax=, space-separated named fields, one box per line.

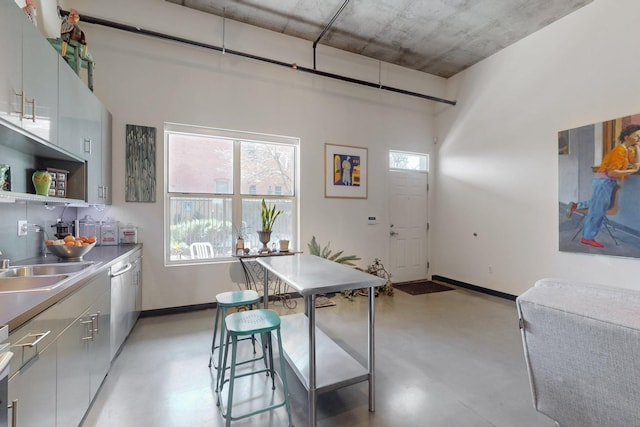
xmin=325 ymin=144 xmax=367 ymax=198
xmin=559 ymin=113 xmax=640 ymax=258
xmin=126 ymin=124 xmax=156 ymax=202
xmin=0 ymin=164 xmax=10 ymax=191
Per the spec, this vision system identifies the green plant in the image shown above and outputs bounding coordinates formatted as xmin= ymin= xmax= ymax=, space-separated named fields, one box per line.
xmin=261 ymin=198 xmax=282 ymax=232
xmin=343 ymin=258 xmax=394 ymax=300
xmin=307 ymin=236 xmax=361 ymax=266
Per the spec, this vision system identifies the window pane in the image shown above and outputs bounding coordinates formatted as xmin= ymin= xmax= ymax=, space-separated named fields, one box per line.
xmin=169 ymin=196 xmax=233 ymax=260
xmin=241 ymin=198 xmax=294 ymax=251
xmin=168 ymin=134 xmax=233 ymax=194
xmin=240 ymin=141 xmax=295 ymax=196
xmin=389 ymin=150 xmax=429 ymax=172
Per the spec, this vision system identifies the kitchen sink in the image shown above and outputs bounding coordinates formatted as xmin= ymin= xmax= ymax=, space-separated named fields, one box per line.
xmin=0 ymin=275 xmax=70 ymax=293
xmin=0 ymin=261 xmax=96 ymax=278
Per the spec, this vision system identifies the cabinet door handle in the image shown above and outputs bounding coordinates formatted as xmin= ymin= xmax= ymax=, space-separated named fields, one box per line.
xmin=12 ymin=331 xmax=50 ymax=348
xmin=81 ymin=318 xmax=95 ymax=341
xmin=90 ymin=312 xmax=100 ymax=334
xmin=26 ymin=97 xmax=36 ymax=122
xmin=15 ymin=91 xmax=24 ymax=118
xmin=8 ymin=399 xmax=17 ymax=427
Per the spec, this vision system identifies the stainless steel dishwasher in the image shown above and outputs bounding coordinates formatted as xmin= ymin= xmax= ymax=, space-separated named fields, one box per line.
xmin=109 ymin=249 xmax=142 ymax=360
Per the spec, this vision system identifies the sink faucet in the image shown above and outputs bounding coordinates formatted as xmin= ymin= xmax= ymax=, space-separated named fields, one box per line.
xmin=32 ymin=225 xmax=48 ymax=257
xmin=0 ymin=251 xmax=9 ymax=269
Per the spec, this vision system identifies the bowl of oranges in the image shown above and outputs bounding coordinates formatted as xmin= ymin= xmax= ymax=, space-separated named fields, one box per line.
xmin=45 ymin=235 xmax=98 ymax=261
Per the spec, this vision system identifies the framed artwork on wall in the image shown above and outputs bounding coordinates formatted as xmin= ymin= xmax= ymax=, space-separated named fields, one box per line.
xmin=558 ymin=112 xmax=640 ymax=258
xmin=324 ymin=143 xmax=368 ymax=199
xmin=125 ymin=124 xmax=157 ymax=202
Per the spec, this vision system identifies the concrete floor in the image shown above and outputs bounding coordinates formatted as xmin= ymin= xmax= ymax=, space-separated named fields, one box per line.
xmin=82 ymin=285 xmax=556 ymax=426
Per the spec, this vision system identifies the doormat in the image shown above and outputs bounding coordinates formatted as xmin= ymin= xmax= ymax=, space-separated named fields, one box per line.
xmin=394 ymin=281 xmax=453 ymax=296
xmin=315 ymin=296 xmax=336 ymax=308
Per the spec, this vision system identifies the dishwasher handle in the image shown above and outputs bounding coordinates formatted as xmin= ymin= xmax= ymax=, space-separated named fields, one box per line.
xmin=110 ymin=262 xmax=133 ymax=278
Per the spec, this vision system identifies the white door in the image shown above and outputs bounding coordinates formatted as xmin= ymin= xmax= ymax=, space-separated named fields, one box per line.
xmin=388 ymin=170 xmax=428 ymax=283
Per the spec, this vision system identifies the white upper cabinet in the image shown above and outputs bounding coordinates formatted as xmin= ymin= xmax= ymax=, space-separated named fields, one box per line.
xmin=21 ymin=12 xmax=59 ymax=144
xmin=0 ymin=1 xmax=59 ymax=143
xmin=0 ymin=0 xmax=25 ymax=129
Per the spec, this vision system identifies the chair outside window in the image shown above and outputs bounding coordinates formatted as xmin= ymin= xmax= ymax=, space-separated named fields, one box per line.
xmin=190 ymin=242 xmax=215 ymax=259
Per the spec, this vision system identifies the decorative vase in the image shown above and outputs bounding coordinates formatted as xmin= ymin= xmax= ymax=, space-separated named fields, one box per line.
xmin=257 ymin=231 xmax=272 ymax=253
xmin=235 ymin=237 xmax=244 ymax=256
xmin=32 ymin=170 xmax=52 ymax=196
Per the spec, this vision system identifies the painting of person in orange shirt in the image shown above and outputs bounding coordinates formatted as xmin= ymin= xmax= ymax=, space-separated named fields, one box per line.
xmin=567 ymin=124 xmax=640 ymax=247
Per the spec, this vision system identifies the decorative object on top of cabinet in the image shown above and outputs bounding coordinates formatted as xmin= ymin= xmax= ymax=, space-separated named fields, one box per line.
xmin=48 ymin=8 xmax=94 ymax=90
xmin=60 ymin=9 xmax=86 ymax=57
xmin=125 ymin=124 xmax=156 ymax=202
xmin=22 ymin=0 xmax=37 ymax=26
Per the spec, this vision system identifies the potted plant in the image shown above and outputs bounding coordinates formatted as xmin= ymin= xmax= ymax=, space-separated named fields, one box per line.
xmin=258 ymin=198 xmax=282 ymax=252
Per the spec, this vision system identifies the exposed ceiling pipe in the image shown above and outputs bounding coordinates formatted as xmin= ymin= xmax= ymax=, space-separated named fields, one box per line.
xmin=313 ymin=0 xmax=351 ymax=70
xmin=66 ymin=11 xmax=457 ymax=106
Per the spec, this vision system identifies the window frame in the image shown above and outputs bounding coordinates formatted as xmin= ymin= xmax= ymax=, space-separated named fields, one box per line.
xmin=164 ymin=123 xmax=299 ymax=266
xmin=388 ymin=149 xmax=429 ymax=173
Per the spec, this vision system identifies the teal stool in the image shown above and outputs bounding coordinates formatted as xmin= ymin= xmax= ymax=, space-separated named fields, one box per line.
xmin=218 ymin=309 xmax=293 ymax=427
xmin=209 ymin=290 xmax=262 ymax=391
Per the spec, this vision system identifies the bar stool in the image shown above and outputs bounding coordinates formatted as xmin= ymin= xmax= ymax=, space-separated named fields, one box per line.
xmin=208 ymin=290 xmax=262 ymax=390
xmin=218 ymin=309 xmax=293 ymax=427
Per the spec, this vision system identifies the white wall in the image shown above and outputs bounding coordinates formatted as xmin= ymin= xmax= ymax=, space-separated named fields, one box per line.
xmin=434 ymin=0 xmax=640 ymax=295
xmin=61 ymin=0 xmax=445 ymax=310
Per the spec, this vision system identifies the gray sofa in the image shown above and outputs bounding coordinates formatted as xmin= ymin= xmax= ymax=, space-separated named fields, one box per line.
xmin=516 ymin=278 xmax=640 ymax=427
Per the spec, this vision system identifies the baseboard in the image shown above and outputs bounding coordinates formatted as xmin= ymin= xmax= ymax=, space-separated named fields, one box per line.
xmin=140 ymin=291 xmax=302 ymax=318
xmin=431 ymin=275 xmax=517 ymax=301
xmin=140 ymin=302 xmax=216 ymax=317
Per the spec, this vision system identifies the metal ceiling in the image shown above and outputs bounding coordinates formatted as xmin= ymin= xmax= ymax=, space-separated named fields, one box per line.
xmin=166 ymin=0 xmax=593 ymax=78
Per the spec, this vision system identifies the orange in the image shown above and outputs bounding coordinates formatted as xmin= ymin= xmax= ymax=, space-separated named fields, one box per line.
xmin=75 ymin=241 xmax=83 ymax=247
xmin=64 ymin=235 xmax=75 ymax=243
xmin=65 ymin=240 xmax=76 ymax=246
xmin=87 ymin=236 xmax=97 ymax=244
xmin=44 ymin=239 xmax=54 ymax=245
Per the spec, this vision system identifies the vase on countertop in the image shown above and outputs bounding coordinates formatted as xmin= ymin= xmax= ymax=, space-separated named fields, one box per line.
xmin=257 ymin=231 xmax=272 ymax=253
xmin=32 ymin=170 xmax=52 ymax=196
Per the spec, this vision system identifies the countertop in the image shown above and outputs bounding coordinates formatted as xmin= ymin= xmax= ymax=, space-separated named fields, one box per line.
xmin=257 ymin=254 xmax=386 ymax=296
xmin=0 ymin=244 xmax=142 ymax=332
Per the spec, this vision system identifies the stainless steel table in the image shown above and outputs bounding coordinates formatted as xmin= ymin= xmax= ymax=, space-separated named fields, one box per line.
xmin=257 ymin=255 xmax=386 ymax=427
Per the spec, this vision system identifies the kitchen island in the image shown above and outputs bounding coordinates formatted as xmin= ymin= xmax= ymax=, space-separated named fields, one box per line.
xmin=257 ymin=255 xmax=386 ymax=427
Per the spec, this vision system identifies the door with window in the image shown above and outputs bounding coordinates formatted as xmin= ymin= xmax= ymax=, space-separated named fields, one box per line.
xmin=387 ymin=151 xmax=429 ymax=283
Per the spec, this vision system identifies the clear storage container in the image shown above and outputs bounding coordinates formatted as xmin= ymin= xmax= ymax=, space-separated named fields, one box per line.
xmin=100 ymin=219 xmax=119 ymax=246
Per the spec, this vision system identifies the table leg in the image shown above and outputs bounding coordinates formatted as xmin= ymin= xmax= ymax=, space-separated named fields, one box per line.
xmin=368 ymin=286 xmax=376 ymax=412
xmin=263 ymin=267 xmax=269 ymax=309
xmin=307 ymin=294 xmax=317 ymax=427
xmin=238 ymin=258 xmax=254 ymax=291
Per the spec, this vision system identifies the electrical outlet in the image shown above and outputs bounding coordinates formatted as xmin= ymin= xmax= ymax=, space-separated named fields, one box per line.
xmin=18 ymin=220 xmax=28 ymax=236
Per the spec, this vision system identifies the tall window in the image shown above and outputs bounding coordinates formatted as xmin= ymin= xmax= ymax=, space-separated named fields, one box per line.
xmin=165 ymin=124 xmax=298 ymax=264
